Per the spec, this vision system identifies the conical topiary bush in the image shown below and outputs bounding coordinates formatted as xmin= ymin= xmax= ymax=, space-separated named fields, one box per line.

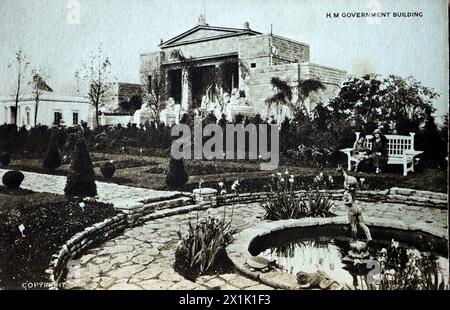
xmin=166 ymin=155 xmax=188 ymax=188
xmin=64 ymin=136 xmax=97 ymax=198
xmin=43 ymin=130 xmax=62 ymax=171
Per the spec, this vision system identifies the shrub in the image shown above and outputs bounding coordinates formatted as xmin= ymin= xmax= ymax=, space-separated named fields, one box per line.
xmin=2 ymin=171 xmax=25 ymax=189
xmin=174 ymin=215 xmax=233 ymax=279
xmin=64 ymin=136 xmax=97 ymax=198
xmin=100 ymin=161 xmax=116 ymax=179
xmin=43 ymin=131 xmax=62 ymax=171
xmin=263 ymin=171 xmax=334 ymax=220
xmin=0 ymin=152 xmax=11 ymax=167
xmin=166 ymin=155 xmax=188 ymax=188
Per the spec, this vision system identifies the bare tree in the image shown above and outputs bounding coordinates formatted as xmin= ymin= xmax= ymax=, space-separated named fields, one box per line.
xmin=75 ymin=45 xmax=115 ymax=127
xmin=142 ymin=60 xmax=166 ymax=122
xmin=28 ymin=69 xmax=52 ymax=126
xmin=7 ymin=49 xmax=30 ymax=125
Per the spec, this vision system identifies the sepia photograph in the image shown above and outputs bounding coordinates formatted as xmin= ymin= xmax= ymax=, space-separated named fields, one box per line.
xmin=0 ymin=0 xmax=448 ymax=299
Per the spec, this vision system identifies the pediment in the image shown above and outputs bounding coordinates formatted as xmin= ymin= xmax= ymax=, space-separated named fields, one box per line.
xmin=160 ymin=25 xmax=260 ymax=47
xmin=177 ymin=28 xmax=236 ymax=43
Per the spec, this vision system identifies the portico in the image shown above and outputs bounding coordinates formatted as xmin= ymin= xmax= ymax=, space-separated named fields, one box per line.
xmin=140 ymin=16 xmax=347 ymax=124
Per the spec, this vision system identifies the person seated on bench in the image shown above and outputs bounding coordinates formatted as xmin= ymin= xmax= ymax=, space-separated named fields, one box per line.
xmin=352 ymin=136 xmax=369 ymax=172
xmin=368 ymin=129 xmax=388 ymax=174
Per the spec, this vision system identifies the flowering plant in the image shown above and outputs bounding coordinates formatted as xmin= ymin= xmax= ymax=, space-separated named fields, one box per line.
xmin=175 ymin=211 xmax=233 ymax=280
xmin=263 ymin=170 xmax=334 ymax=220
xmin=374 ymin=239 xmax=447 ymax=290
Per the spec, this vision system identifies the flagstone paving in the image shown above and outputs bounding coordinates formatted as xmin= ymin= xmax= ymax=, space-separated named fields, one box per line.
xmin=0 ymin=169 xmax=179 ymax=208
xmin=63 ymin=199 xmax=447 ymax=290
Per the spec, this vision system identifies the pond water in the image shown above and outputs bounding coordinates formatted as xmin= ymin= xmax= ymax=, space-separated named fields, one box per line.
xmin=258 ymin=237 xmax=449 ymax=290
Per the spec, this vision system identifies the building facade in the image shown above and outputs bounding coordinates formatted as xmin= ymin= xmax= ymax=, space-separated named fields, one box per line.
xmin=0 ymin=93 xmax=92 ymax=128
xmin=140 ymin=17 xmax=347 ymax=124
xmin=101 ymin=82 xmax=142 ymax=114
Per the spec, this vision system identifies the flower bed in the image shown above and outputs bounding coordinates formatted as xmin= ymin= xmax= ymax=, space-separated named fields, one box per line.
xmin=0 ymin=187 xmax=116 ymax=289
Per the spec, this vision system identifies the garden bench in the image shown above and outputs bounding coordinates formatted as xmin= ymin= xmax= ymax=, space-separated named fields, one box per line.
xmin=340 ymin=132 xmax=423 ymax=176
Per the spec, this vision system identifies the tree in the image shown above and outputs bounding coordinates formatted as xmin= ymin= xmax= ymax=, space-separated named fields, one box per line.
xmin=76 ymin=45 xmax=116 ymax=127
xmin=141 ymin=59 xmax=166 ymax=121
xmin=416 ymin=107 xmax=446 ymax=162
xmin=266 ymin=77 xmax=325 ymax=123
xmin=166 ymin=155 xmax=188 ymax=188
xmin=29 ymin=69 xmax=52 ymax=126
xmin=382 ymin=75 xmax=438 ymax=133
xmin=64 ymin=136 xmax=97 ymax=198
xmin=265 ymin=77 xmax=293 ymax=122
xmin=297 ymin=79 xmax=327 ymax=112
xmin=8 ymin=49 xmax=30 ymax=125
xmin=328 ymin=74 xmax=439 ymax=134
xmin=43 ymin=129 xmax=62 ymax=171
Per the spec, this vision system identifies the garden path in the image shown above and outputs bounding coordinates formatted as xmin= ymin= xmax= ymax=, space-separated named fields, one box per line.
xmin=63 ymin=200 xmax=447 ymax=290
xmin=0 ymin=169 xmax=180 ymax=209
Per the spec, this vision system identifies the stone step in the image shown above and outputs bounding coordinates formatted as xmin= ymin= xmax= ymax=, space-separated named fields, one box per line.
xmin=130 ymin=203 xmax=210 ymax=226
xmin=126 ymin=196 xmax=194 ymax=216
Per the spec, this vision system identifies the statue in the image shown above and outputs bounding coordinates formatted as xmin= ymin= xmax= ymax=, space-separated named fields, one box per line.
xmin=296 ymin=271 xmax=347 ymax=290
xmin=336 ymin=164 xmax=373 ymax=288
xmin=336 ymin=165 xmax=372 ymax=242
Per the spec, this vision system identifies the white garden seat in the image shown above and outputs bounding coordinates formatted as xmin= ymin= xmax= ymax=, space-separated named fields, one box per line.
xmin=340 ymin=132 xmax=423 ymax=176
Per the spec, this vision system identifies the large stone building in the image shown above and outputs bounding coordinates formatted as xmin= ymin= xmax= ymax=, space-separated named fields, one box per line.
xmin=140 ymin=17 xmax=347 ymax=125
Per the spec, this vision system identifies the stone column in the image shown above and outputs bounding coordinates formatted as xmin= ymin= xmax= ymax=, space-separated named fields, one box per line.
xmin=181 ymin=68 xmax=191 ymax=113
xmin=193 ymin=188 xmax=218 ymax=207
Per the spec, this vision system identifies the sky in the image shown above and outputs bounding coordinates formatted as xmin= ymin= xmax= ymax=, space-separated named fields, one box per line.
xmin=0 ymin=0 xmax=448 ymax=118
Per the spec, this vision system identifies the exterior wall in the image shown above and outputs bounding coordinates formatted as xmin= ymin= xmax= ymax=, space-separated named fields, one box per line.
xmin=300 ymin=63 xmax=347 ymax=85
xmin=140 ymin=52 xmax=162 ymax=84
xmin=245 ymin=63 xmax=300 ymax=119
xmin=271 ymin=35 xmax=310 ymax=64
xmin=100 ymin=114 xmax=133 ymax=127
xmin=117 ymin=83 xmax=142 ymax=106
xmin=237 ymin=34 xmax=310 ymax=97
xmin=241 ymin=61 xmax=347 ymax=120
xmin=0 ymin=94 xmax=92 ymax=128
xmin=300 ymin=63 xmax=348 ymax=112
xmin=238 ymin=35 xmax=272 ymax=70
xmin=101 ymin=83 xmax=143 ymax=113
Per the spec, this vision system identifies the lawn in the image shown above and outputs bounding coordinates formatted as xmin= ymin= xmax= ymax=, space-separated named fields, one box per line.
xmin=5 ymin=152 xmax=448 ymax=193
xmin=0 ymin=186 xmax=116 ymax=290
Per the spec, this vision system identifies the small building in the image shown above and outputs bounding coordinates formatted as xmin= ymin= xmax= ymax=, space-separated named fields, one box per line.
xmin=0 ymin=93 xmax=92 ymax=128
xmin=140 ymin=16 xmax=347 ymax=124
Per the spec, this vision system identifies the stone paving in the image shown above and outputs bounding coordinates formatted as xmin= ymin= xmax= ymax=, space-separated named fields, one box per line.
xmin=0 ymin=169 xmax=179 ymax=208
xmin=64 ymin=199 xmax=447 ymax=290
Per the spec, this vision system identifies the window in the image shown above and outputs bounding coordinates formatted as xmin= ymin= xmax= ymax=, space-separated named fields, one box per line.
xmin=250 ymin=63 xmax=256 ymax=68
xmin=54 ymin=111 xmax=63 ymax=125
xmin=72 ymin=112 xmax=79 ymax=126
